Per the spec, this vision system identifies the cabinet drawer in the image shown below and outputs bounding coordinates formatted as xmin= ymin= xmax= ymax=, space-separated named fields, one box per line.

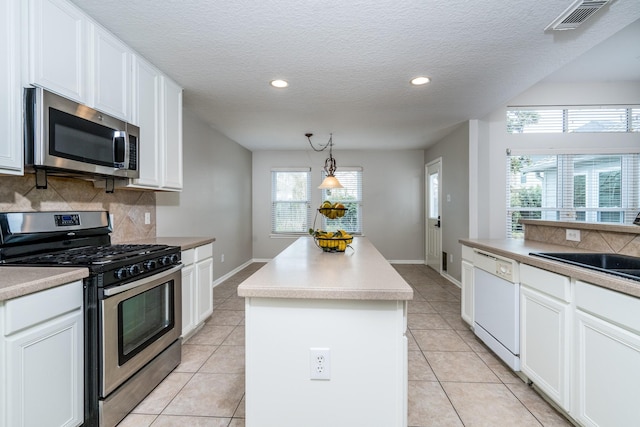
xmin=575 ymin=280 xmax=640 ymax=334
xmin=520 ymin=264 xmax=570 ymax=302
xmin=195 ymin=243 xmax=213 ymax=262
xmin=182 ymin=248 xmax=195 ymax=266
xmin=4 ymin=280 xmax=83 ymax=335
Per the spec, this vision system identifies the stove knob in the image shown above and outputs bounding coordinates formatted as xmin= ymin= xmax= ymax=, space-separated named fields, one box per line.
xmin=144 ymin=260 xmax=157 ymax=271
xmin=128 ymin=264 xmax=141 ymax=276
xmin=161 ymin=256 xmax=171 ymax=266
xmin=170 ymin=254 xmax=179 ymax=264
xmin=115 ymin=268 xmax=128 ymax=280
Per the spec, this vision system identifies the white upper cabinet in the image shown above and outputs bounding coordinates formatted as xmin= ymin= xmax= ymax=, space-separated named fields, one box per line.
xmin=88 ymin=23 xmax=131 ymax=120
xmin=29 ymin=0 xmax=133 ymax=121
xmin=24 ymin=0 xmax=183 ymax=189
xmin=28 ymin=0 xmax=86 ymax=103
xmin=161 ymin=76 xmax=183 ymax=190
xmin=127 ymin=58 xmax=183 ymax=191
xmin=130 ymin=56 xmax=162 ymax=188
xmin=0 ymin=0 xmax=23 ymax=174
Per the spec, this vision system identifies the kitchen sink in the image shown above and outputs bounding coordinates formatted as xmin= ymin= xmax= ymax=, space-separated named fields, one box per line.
xmin=530 ymin=252 xmax=640 ymax=282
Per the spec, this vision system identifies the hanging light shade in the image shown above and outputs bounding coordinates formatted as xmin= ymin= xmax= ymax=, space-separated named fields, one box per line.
xmin=306 ymin=133 xmax=343 ymax=189
xmin=318 ymin=175 xmax=343 ymax=189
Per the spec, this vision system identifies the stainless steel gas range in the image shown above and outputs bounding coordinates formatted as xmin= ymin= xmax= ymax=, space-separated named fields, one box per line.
xmin=0 ymin=211 xmax=182 ymax=427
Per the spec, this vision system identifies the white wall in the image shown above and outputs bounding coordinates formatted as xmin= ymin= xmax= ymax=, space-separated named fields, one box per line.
xmin=156 ymin=109 xmax=253 ymax=280
xmin=473 ymin=81 xmax=640 ymax=239
xmin=252 ymin=149 xmax=425 ymax=261
xmin=424 ymin=122 xmax=470 ymax=282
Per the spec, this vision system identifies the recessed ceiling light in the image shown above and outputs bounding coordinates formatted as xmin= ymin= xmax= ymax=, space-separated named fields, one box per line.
xmin=410 ymin=76 xmax=431 ymax=86
xmin=270 ymin=79 xmax=289 ymax=88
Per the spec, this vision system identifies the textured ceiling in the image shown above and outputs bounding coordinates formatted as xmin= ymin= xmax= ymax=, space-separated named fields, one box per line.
xmin=70 ymin=0 xmax=640 ymax=150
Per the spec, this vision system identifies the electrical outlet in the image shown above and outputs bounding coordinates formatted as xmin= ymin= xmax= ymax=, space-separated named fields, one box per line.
xmin=144 ymin=212 xmax=151 ymax=225
xmin=449 ymin=253 xmax=454 ymax=263
xmin=566 ymin=229 xmax=581 ymax=242
xmin=310 ymin=348 xmax=331 ymax=380
xmin=221 ymin=253 xmax=224 ymax=263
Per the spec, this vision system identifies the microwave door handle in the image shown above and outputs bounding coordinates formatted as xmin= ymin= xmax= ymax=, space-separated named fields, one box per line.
xmin=112 ymin=131 xmax=129 ymax=169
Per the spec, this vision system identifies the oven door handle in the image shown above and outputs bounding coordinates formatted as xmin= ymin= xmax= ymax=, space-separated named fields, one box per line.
xmin=103 ymin=264 xmax=182 ymax=297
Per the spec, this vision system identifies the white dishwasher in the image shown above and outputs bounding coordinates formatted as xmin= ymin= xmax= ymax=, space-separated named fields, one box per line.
xmin=473 ymin=250 xmax=520 ymax=371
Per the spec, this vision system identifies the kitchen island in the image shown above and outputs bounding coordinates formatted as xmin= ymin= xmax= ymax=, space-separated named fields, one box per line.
xmin=238 ymin=236 xmax=413 ymax=427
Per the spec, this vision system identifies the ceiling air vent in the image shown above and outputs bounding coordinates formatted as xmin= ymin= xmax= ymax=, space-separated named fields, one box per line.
xmin=545 ymin=0 xmax=613 ymax=31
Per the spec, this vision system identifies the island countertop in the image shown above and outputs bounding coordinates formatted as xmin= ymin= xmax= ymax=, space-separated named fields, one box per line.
xmin=237 ymin=236 xmax=413 ymax=301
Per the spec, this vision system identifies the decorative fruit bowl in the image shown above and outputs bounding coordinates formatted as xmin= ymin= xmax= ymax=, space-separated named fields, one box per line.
xmin=309 ymin=230 xmax=353 ymax=252
xmin=318 ymin=201 xmax=347 ymax=219
xmin=318 ymin=207 xmax=346 ymax=219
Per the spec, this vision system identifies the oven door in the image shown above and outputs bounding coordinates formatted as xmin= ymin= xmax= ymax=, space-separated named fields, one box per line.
xmin=100 ymin=265 xmax=182 ymax=396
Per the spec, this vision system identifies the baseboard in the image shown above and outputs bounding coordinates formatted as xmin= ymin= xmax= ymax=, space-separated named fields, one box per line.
xmin=212 ymin=259 xmax=254 ymax=287
xmin=441 ymin=272 xmax=461 ymax=288
xmin=388 ymin=260 xmax=426 ymax=264
xmin=212 ymin=258 xmax=274 ymax=287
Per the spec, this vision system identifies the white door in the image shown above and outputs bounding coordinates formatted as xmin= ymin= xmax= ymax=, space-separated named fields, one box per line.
xmin=426 ymin=159 xmax=442 ymax=271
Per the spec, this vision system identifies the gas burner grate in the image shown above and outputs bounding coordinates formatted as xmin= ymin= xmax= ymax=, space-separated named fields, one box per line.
xmin=9 ymin=244 xmax=170 ymax=266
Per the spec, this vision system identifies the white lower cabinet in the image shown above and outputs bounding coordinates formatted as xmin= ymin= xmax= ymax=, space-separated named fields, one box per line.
xmin=181 ymin=263 xmax=196 ymax=337
xmin=1 ymin=281 xmax=84 ymax=427
xmin=519 ymin=264 xmax=571 ymax=412
xmin=460 ymin=245 xmax=474 ymax=326
xmin=574 ymin=280 xmax=640 ymax=427
xmin=520 ymin=286 xmax=571 ymax=409
xmin=181 ymin=243 xmax=213 ymax=338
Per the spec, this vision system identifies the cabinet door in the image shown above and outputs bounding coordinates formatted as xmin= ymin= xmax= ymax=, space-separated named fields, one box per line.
xmin=574 ymin=310 xmax=640 ymax=427
xmin=161 ymin=76 xmax=183 ymax=190
xmin=181 ymin=264 xmax=196 ymax=337
xmin=0 ymin=0 xmax=23 ymax=174
xmin=29 ymin=0 xmax=86 ymax=102
xmin=5 ymin=310 xmax=83 ymax=427
xmin=88 ymin=23 xmax=130 ymax=120
xmin=195 ymin=257 xmax=214 ymax=324
xmin=461 ymin=260 xmax=474 ymax=325
xmin=129 ymin=56 xmax=162 ymax=188
xmin=520 ymin=285 xmax=570 ymax=411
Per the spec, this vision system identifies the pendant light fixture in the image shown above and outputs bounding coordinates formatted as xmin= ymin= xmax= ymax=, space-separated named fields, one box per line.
xmin=306 ymin=133 xmax=344 ymax=189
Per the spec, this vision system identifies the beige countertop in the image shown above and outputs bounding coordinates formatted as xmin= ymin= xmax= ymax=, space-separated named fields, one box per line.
xmin=238 ymin=236 xmax=414 ymax=301
xmin=0 ymin=267 xmax=89 ymax=301
xmin=127 ymin=236 xmax=215 ymax=251
xmin=460 ymin=238 xmax=640 ymax=299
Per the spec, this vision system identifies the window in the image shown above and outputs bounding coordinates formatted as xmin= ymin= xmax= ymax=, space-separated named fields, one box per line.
xmin=507 ymin=106 xmax=640 ymax=134
xmin=321 ymin=168 xmax=362 ymax=234
xmin=507 ymin=153 xmax=640 ymax=238
xmin=271 ymin=169 xmax=311 ymax=234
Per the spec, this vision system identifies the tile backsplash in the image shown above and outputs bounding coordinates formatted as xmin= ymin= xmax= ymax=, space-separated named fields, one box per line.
xmin=0 ymin=175 xmax=156 ymax=243
xmin=524 ymin=222 xmax=640 ymax=257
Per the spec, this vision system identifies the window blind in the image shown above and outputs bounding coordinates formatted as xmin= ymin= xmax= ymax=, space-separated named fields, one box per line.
xmin=271 ymin=169 xmax=311 ymax=234
xmin=321 ymin=167 xmax=363 ymax=234
xmin=507 ymin=105 xmax=640 ymax=134
xmin=506 ymin=153 xmax=639 ymax=238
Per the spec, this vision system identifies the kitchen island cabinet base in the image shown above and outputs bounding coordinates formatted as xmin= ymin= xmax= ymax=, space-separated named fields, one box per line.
xmin=244 ymin=296 xmax=408 ymax=427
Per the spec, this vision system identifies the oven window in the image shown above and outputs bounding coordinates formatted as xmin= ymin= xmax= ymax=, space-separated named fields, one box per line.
xmin=118 ymin=281 xmax=174 ymax=365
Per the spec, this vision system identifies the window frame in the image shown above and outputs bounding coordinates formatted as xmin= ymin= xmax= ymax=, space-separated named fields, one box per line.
xmin=270 ymin=168 xmax=312 ymax=235
xmin=506 ymin=152 xmax=640 ymax=238
xmin=320 ymin=167 xmax=363 ymax=234
xmin=506 ymin=105 xmax=640 ymax=134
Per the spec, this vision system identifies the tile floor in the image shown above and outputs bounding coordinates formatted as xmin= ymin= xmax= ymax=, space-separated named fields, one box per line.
xmin=118 ymin=263 xmax=573 ymax=427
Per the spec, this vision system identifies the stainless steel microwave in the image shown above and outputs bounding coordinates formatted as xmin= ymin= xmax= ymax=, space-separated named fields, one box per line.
xmin=24 ymin=87 xmax=139 ymax=179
